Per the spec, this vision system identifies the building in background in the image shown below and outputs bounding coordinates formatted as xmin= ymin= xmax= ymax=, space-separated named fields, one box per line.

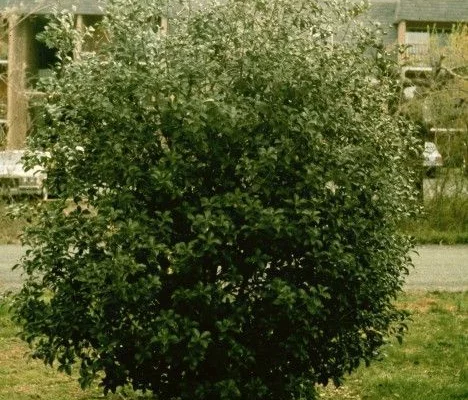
xmin=0 ymin=0 xmax=105 ymax=149
xmin=369 ymin=0 xmax=468 ymax=171
xmin=368 ymin=0 xmax=468 ymax=75
xmin=0 ymin=0 xmax=467 ymax=150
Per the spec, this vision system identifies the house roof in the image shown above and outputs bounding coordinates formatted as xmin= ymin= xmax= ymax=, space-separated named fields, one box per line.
xmin=368 ymin=1 xmax=397 ymax=26
xmin=367 ymin=0 xmax=468 ymax=24
xmin=2 ymin=0 xmax=467 ymax=22
xmin=366 ymin=1 xmax=398 ymax=44
xmin=396 ymin=0 xmax=468 ymax=23
xmin=0 ymin=0 xmax=105 ymax=15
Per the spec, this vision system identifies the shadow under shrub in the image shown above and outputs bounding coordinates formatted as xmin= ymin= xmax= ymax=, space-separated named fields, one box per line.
xmin=14 ymin=1 xmax=420 ymax=399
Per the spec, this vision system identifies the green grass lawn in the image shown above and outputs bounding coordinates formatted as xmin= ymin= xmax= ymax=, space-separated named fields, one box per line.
xmin=320 ymin=291 xmax=468 ymax=400
xmin=0 ymin=291 xmax=467 ymax=399
xmin=0 ymin=299 xmax=100 ymax=400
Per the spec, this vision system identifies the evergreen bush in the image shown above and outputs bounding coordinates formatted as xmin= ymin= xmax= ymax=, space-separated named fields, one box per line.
xmin=14 ymin=1 xmax=420 ymax=399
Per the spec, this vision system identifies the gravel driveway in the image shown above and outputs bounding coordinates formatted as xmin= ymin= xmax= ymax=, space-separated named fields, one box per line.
xmin=1 ymin=244 xmax=467 ymax=294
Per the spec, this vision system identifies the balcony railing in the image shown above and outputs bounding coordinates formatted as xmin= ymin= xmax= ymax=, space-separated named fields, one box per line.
xmin=406 ymin=43 xmax=430 ymax=56
xmin=403 ymin=43 xmax=432 ymax=66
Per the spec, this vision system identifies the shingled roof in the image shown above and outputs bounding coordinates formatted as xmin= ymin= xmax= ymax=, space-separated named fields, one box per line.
xmin=0 ymin=0 xmax=105 ymax=15
xmin=396 ymin=0 xmax=468 ymax=23
xmin=366 ymin=1 xmax=398 ymax=44
xmin=1 ymin=0 xmax=467 ymax=23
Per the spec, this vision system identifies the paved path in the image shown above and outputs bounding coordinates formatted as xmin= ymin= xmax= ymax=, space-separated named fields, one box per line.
xmin=406 ymin=245 xmax=468 ymax=291
xmin=1 ymin=244 xmax=467 ymax=294
xmin=0 ymin=244 xmax=24 ymax=294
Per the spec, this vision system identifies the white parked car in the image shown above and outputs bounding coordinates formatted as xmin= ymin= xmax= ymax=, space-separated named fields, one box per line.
xmin=0 ymin=150 xmax=47 ymax=198
xmin=423 ymin=141 xmax=443 ymax=177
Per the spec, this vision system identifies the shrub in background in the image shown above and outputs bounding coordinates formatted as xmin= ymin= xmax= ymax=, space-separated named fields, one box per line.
xmin=14 ymin=1 xmax=420 ymax=399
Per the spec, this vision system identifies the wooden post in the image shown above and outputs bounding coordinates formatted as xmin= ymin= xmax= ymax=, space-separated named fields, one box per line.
xmin=397 ymin=20 xmax=407 ymax=64
xmin=6 ymin=14 xmax=31 ymax=150
xmin=463 ymin=127 xmax=468 ymax=176
xmin=74 ymin=14 xmax=84 ymax=59
xmin=160 ymin=17 xmax=168 ymax=35
xmin=397 ymin=20 xmax=406 ymax=45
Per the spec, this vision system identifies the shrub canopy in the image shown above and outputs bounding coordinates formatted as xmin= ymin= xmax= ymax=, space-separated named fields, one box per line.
xmin=15 ymin=1 xmax=419 ymax=399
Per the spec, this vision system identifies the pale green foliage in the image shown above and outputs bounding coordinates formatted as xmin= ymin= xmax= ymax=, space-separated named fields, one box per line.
xmin=15 ymin=1 xmax=419 ymax=399
xmin=425 ymin=26 xmax=468 ymax=129
xmin=402 ymin=24 xmax=468 ymax=171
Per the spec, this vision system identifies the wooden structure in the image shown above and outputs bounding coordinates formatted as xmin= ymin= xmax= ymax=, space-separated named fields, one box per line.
xmin=0 ymin=0 xmax=105 ymax=149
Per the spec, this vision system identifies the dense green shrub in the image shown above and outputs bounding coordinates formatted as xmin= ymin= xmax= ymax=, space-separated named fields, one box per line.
xmin=14 ymin=1 xmax=420 ymax=399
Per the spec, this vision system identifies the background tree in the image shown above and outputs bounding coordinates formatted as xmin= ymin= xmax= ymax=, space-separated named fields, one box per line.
xmin=401 ymin=24 xmax=468 ymax=174
xmin=14 ymin=1 xmax=419 ymax=399
xmin=432 ymin=25 xmax=468 ymax=173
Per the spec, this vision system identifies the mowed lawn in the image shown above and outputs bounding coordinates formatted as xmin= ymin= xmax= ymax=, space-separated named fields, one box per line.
xmin=0 ymin=300 xmax=101 ymax=400
xmin=0 ymin=291 xmax=467 ymax=400
xmin=320 ymin=291 xmax=468 ymax=400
